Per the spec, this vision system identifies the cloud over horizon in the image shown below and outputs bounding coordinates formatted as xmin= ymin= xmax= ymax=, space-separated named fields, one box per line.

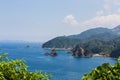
xmin=63 ymin=15 xmax=78 ymax=26
xmin=80 ymin=14 xmax=120 ymax=28
xmin=63 ymin=0 xmax=120 ymax=29
xmin=80 ymin=0 xmax=120 ymax=28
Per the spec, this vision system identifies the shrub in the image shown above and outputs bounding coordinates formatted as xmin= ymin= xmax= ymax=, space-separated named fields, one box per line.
xmin=82 ymin=57 xmax=120 ymax=80
xmin=0 ymin=53 xmax=51 ymax=80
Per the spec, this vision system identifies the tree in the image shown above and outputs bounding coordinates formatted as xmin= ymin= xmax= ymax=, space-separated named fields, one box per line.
xmin=82 ymin=57 xmax=120 ymax=80
xmin=0 ymin=53 xmax=51 ymax=80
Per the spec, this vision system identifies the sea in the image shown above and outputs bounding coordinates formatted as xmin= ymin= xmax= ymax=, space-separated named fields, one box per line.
xmin=0 ymin=42 xmax=117 ymax=80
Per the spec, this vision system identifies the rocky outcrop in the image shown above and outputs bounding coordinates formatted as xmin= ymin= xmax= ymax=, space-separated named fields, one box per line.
xmin=80 ymin=47 xmax=85 ymax=57
xmin=72 ymin=45 xmax=85 ymax=58
xmin=25 ymin=45 xmax=31 ymax=48
xmin=50 ymin=49 xmax=58 ymax=56
xmin=44 ymin=49 xmax=58 ymax=56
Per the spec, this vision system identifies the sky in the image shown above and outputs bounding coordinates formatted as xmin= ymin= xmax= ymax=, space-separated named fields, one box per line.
xmin=0 ymin=0 xmax=120 ymax=42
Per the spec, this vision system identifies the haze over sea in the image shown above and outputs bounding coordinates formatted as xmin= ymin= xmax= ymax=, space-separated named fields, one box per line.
xmin=0 ymin=42 xmax=117 ymax=80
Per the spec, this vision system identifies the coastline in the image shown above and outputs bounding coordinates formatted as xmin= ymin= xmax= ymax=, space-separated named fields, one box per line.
xmin=43 ymin=48 xmax=72 ymax=50
xmin=93 ymin=54 xmax=103 ymax=57
xmin=93 ymin=54 xmax=110 ymax=57
xmin=43 ymin=48 xmax=118 ymax=59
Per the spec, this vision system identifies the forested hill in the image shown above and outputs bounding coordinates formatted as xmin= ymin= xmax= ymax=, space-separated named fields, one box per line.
xmin=42 ymin=25 xmax=120 ymax=48
xmin=68 ymin=25 xmax=120 ymax=40
xmin=68 ymin=27 xmax=112 ymax=40
xmin=42 ymin=36 xmax=81 ymax=48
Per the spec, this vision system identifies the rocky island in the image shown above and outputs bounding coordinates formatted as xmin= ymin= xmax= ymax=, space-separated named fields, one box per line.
xmin=44 ymin=49 xmax=58 ymax=56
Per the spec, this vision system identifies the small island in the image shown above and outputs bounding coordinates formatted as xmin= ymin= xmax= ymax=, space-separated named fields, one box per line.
xmin=44 ymin=49 xmax=58 ymax=57
xmin=25 ymin=45 xmax=31 ymax=48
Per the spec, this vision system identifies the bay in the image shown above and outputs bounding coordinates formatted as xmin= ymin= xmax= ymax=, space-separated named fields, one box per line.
xmin=0 ymin=42 xmax=117 ymax=80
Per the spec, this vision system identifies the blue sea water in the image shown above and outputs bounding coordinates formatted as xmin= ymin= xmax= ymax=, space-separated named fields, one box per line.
xmin=0 ymin=42 xmax=117 ymax=80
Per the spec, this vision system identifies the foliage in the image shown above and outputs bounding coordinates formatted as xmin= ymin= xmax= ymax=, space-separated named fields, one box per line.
xmin=42 ymin=26 xmax=120 ymax=48
xmin=0 ymin=53 xmax=51 ymax=80
xmin=42 ymin=25 xmax=120 ymax=58
xmin=42 ymin=36 xmax=81 ymax=48
xmin=43 ymin=35 xmax=120 ymax=58
xmin=82 ymin=57 xmax=120 ymax=80
xmin=68 ymin=27 xmax=113 ymax=40
xmin=81 ymin=39 xmax=114 ymax=56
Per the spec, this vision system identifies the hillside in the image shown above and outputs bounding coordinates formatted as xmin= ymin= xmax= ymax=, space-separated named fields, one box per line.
xmin=68 ymin=27 xmax=112 ymax=40
xmin=42 ymin=36 xmax=81 ymax=48
xmin=42 ymin=25 xmax=120 ymax=48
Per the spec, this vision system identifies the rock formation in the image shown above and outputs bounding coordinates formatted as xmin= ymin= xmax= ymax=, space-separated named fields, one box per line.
xmin=72 ymin=45 xmax=85 ymax=57
xmin=44 ymin=49 xmax=58 ymax=56
xmin=25 ymin=45 xmax=31 ymax=48
xmin=50 ymin=49 xmax=58 ymax=56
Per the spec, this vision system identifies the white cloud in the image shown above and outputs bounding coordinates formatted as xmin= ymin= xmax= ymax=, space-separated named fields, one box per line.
xmin=80 ymin=14 xmax=120 ymax=28
xmin=63 ymin=15 xmax=78 ymax=26
xmin=63 ymin=0 xmax=120 ymax=30
xmin=88 ymin=0 xmax=120 ymax=29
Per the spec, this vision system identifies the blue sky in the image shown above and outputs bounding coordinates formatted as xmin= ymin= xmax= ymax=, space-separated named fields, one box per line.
xmin=0 ymin=0 xmax=120 ymax=42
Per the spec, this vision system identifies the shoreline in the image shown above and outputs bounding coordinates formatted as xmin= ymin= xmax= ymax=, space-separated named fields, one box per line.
xmin=43 ymin=48 xmax=72 ymax=50
xmin=43 ymin=48 xmax=118 ymax=59
xmin=92 ymin=54 xmax=102 ymax=57
xmin=93 ymin=54 xmax=111 ymax=58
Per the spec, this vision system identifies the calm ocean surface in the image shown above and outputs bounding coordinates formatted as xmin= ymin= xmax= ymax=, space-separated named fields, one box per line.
xmin=0 ymin=42 xmax=117 ymax=80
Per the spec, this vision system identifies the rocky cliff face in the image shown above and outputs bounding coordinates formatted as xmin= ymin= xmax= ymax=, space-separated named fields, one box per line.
xmin=72 ymin=45 xmax=85 ymax=57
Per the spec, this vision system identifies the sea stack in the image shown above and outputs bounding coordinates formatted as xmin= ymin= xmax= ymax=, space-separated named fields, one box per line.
xmin=72 ymin=45 xmax=85 ymax=58
xmin=50 ymin=49 xmax=58 ymax=56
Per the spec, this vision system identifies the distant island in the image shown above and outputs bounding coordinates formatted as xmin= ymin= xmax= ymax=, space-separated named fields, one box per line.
xmin=42 ymin=25 xmax=120 ymax=58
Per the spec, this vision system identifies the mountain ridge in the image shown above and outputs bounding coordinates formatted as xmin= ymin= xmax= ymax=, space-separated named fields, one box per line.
xmin=42 ymin=25 xmax=120 ymax=48
xmin=68 ymin=27 xmax=112 ymax=40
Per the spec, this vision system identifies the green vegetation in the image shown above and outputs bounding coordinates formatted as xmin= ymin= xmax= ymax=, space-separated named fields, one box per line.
xmin=68 ymin=27 xmax=113 ymax=40
xmin=43 ymin=36 xmax=120 ymax=58
xmin=80 ymin=39 xmax=114 ymax=56
xmin=82 ymin=57 xmax=120 ymax=80
xmin=42 ymin=36 xmax=81 ymax=48
xmin=42 ymin=26 xmax=120 ymax=58
xmin=0 ymin=53 xmax=51 ymax=80
xmin=43 ymin=34 xmax=120 ymax=58
xmin=72 ymin=37 xmax=120 ymax=58
xmin=42 ymin=26 xmax=120 ymax=48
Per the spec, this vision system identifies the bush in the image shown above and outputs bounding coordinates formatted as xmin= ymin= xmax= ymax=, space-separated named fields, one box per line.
xmin=82 ymin=57 xmax=120 ymax=80
xmin=0 ymin=53 xmax=51 ymax=80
